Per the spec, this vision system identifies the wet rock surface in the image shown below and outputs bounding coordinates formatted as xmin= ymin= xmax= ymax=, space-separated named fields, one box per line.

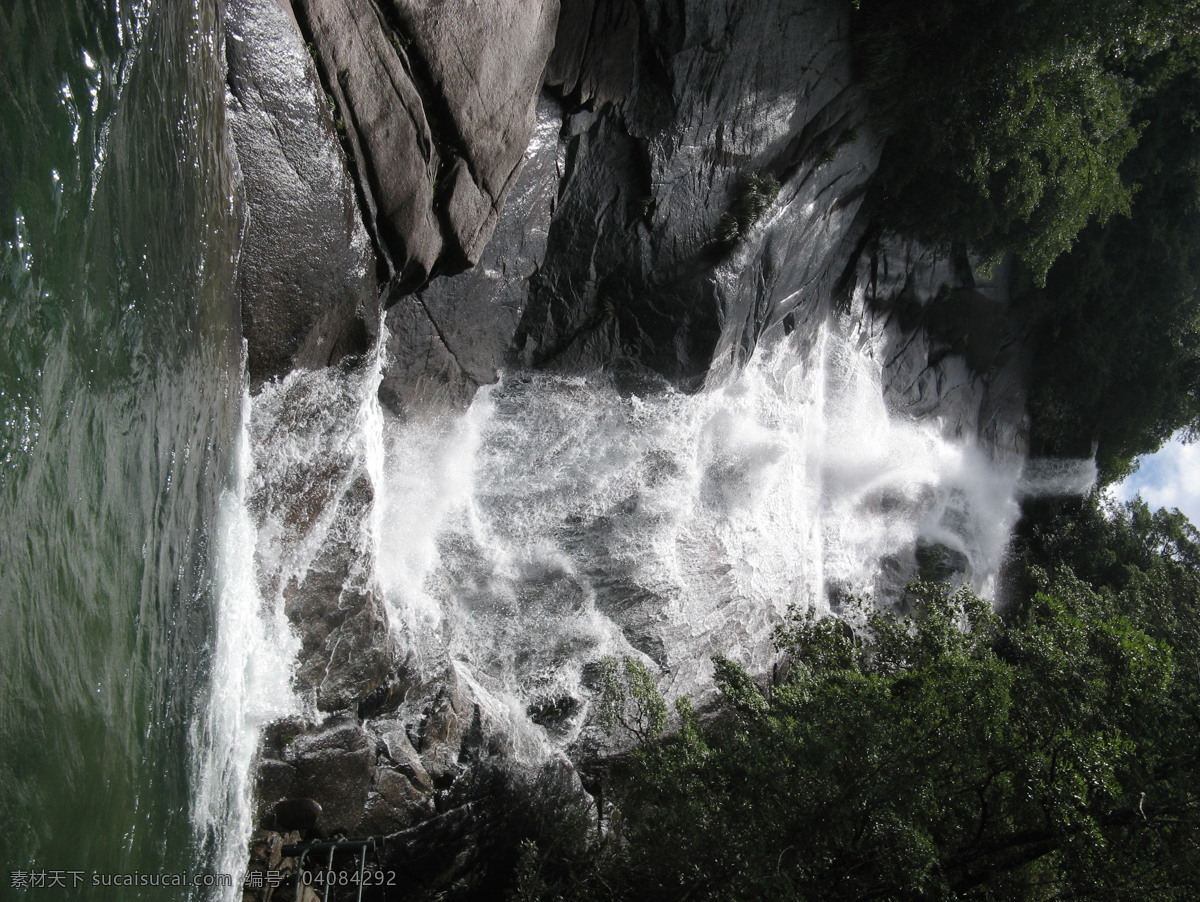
xmin=229 ymin=0 xmax=1035 ymax=897
xmin=228 ymin=0 xmax=1027 ymax=427
xmin=247 ymin=367 xmax=398 ymax=717
xmin=289 ymin=0 xmax=558 ymax=288
xmin=225 ymin=0 xmax=379 ymax=386
xmin=853 ymin=234 xmax=1029 ymax=458
xmin=378 ymin=94 xmax=564 ymax=413
xmin=512 ymin=0 xmax=881 ymax=386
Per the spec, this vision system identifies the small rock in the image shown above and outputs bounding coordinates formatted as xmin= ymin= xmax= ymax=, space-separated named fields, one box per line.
xmin=378 ymin=722 xmax=433 ymax=792
xmin=286 ymin=722 xmax=376 ymax=834
xmin=418 ymin=668 xmax=472 ymax=753
xmin=273 ymin=798 xmax=323 ymax=831
xmin=915 ymin=540 xmax=971 ymax=585
xmin=254 ymin=759 xmax=297 ymax=826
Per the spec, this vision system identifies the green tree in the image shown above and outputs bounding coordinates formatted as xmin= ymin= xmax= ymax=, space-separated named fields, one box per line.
xmin=539 ymin=558 xmax=1199 ymax=900
xmin=855 ymin=0 xmax=1200 ymax=282
xmin=1021 ymin=63 xmax=1200 ymax=476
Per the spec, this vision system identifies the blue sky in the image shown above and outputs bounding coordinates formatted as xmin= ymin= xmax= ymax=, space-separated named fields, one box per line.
xmin=1108 ymin=432 xmax=1200 ymax=525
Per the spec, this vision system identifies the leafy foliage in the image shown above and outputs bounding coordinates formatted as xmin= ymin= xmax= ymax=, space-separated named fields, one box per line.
xmin=711 ymin=174 xmax=781 ymax=250
xmin=595 ymin=588 xmax=1186 ymax=899
xmin=854 ymin=0 xmax=1200 ymax=282
xmin=1020 ymin=64 xmax=1200 ymax=476
xmin=597 ymin=655 xmax=669 ymax=744
xmin=853 ymin=1 xmax=1200 ymax=476
xmin=515 ymin=500 xmax=1200 ymax=899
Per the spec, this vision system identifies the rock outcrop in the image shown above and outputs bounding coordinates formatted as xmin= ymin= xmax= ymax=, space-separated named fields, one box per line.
xmin=229 ymin=0 xmax=1023 ymax=414
xmin=379 ymin=0 xmax=883 ymax=410
xmin=225 ymin=0 xmax=379 ymax=386
xmin=851 ymin=236 xmax=1027 ymax=454
xmin=289 ymin=0 xmax=558 ymax=285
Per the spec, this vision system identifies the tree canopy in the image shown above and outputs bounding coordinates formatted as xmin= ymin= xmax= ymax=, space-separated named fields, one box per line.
xmin=511 ymin=499 xmax=1200 ymax=901
xmin=1021 ymin=66 xmax=1200 ymax=476
xmin=852 ymin=0 xmax=1200 ymax=478
xmin=854 ymin=0 xmax=1200 ymax=283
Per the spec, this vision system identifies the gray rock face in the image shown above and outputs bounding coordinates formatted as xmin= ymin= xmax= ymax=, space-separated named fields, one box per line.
xmin=229 ymin=0 xmax=1024 ymax=419
xmin=296 ymin=732 xmax=374 ymax=835
xmin=379 ymin=94 xmax=563 ymax=412
xmin=516 ymin=0 xmax=879 ymax=385
xmin=225 ymin=0 xmax=378 ymax=385
xmin=389 ymin=0 xmax=559 ymax=264
xmin=853 ymin=234 xmax=1029 ymax=458
xmin=227 ymin=0 xmax=892 ymax=404
xmin=370 ymin=0 xmax=883 ymax=417
xmin=377 ymin=721 xmax=433 ymax=791
xmin=276 ymin=721 xmax=377 ymax=834
xmin=290 ymin=0 xmax=558 ymax=288
xmin=248 ymin=368 xmax=400 ymax=716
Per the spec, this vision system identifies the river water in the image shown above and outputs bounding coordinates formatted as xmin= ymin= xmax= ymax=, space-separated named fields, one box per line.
xmin=0 ymin=1 xmax=249 ymax=897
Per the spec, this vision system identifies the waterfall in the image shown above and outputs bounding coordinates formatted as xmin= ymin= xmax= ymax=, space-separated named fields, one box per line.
xmin=190 ymin=385 xmax=301 ymax=896
xmin=367 ymin=303 xmax=1027 ymax=745
xmin=1018 ymin=456 xmax=1099 ymax=498
xmin=216 ymin=282 xmax=1103 ymax=872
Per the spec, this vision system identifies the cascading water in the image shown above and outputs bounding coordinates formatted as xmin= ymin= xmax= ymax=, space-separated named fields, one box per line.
xmin=1018 ymin=456 xmax=1099 ymax=498
xmin=189 ymin=348 xmax=390 ymax=898
xmin=366 ymin=298 xmax=1029 ymax=752
xmin=208 ymin=201 xmax=1107 ymax=902
xmin=222 ymin=265 xmax=1111 ymax=896
xmin=190 ymin=384 xmax=301 ymax=895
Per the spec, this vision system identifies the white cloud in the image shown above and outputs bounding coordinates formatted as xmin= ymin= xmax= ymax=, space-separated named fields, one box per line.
xmin=1108 ymin=433 xmax=1200 ymax=525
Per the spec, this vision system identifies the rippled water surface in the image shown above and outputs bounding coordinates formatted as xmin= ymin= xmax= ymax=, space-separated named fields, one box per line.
xmin=0 ymin=1 xmax=243 ymax=896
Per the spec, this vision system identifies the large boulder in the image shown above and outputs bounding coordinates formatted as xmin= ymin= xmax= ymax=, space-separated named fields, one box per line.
xmin=379 ymin=94 xmax=562 ymax=413
xmin=290 ymin=0 xmax=558 ymax=286
xmin=225 ymin=0 xmax=378 ymax=386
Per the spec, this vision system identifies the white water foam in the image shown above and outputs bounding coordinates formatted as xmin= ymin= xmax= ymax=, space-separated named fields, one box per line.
xmin=191 ymin=338 xmax=394 ymax=895
xmin=193 ymin=297 xmax=1099 ymax=879
xmin=370 ymin=309 xmax=1027 ymax=748
xmin=1018 ymin=456 xmax=1098 ymax=498
xmin=189 ymin=386 xmax=300 ymax=899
